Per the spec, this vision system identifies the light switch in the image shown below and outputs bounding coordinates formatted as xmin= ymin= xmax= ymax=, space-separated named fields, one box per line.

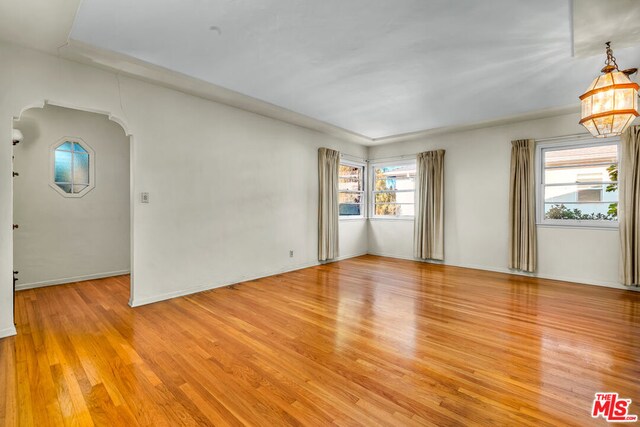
xmin=141 ymin=192 xmax=150 ymax=203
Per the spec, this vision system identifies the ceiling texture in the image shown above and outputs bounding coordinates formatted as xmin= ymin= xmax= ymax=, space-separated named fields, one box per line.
xmin=2 ymin=0 xmax=640 ymax=142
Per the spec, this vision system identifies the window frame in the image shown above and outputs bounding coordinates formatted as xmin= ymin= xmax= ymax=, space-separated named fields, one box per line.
xmin=49 ymin=137 xmax=96 ymax=198
xmin=535 ymin=136 xmax=619 ymax=229
xmin=369 ymin=159 xmax=417 ymax=220
xmin=339 ymin=159 xmax=367 ymax=220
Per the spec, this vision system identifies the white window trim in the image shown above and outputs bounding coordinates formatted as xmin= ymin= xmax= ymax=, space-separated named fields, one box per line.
xmin=339 ymin=159 xmax=367 ymax=220
xmin=369 ymin=158 xmax=417 ymax=220
xmin=535 ymin=136 xmax=619 ymax=229
xmin=49 ymin=136 xmax=96 ymax=198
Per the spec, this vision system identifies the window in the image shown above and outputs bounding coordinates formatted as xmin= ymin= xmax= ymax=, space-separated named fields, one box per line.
xmin=537 ymin=138 xmax=618 ymax=227
xmin=371 ymin=160 xmax=416 ymax=218
xmin=50 ymin=138 xmax=95 ymax=197
xmin=339 ymin=162 xmax=365 ymax=217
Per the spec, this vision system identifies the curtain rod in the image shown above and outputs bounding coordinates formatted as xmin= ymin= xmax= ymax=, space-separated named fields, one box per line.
xmin=340 ymin=152 xmax=367 ymax=163
xmin=368 ymin=153 xmax=418 ymax=163
xmin=534 ymin=133 xmax=592 ymax=143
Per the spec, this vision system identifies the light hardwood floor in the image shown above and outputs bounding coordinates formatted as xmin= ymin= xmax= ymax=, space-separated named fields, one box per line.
xmin=1 ymin=255 xmax=639 ymax=426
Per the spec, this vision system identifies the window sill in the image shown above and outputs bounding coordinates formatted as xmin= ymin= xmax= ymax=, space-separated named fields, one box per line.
xmin=368 ymin=217 xmax=415 ymax=221
xmin=339 ymin=217 xmax=367 ymax=221
xmin=536 ymin=223 xmax=618 ymax=231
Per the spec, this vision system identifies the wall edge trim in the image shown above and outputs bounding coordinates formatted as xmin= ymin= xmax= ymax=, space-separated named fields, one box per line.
xmin=365 ymin=251 xmax=632 ymax=291
xmin=130 ymin=252 xmax=368 ymax=307
xmin=15 ymin=270 xmax=131 ymax=291
xmin=0 ymin=325 xmax=17 ymax=339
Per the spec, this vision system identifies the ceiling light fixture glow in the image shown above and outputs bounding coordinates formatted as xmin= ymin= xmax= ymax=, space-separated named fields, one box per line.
xmin=579 ymin=42 xmax=639 ymax=138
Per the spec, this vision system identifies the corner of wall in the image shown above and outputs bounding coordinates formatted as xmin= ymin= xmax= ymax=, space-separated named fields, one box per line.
xmin=0 ymin=325 xmax=17 ymax=339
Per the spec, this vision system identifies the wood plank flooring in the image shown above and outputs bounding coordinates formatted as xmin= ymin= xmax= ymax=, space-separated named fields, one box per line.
xmin=1 ymin=255 xmax=639 ymax=426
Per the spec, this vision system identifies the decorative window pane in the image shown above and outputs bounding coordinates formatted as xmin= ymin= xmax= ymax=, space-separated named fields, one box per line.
xmin=58 ymin=141 xmax=74 ymax=151
xmin=54 ymin=150 xmax=72 ymax=183
xmin=51 ymin=138 xmax=94 ymax=197
xmin=371 ymin=161 xmax=416 ymax=218
xmin=539 ymin=140 xmax=618 ymax=226
xmin=73 ymin=153 xmax=89 ymax=184
xmin=339 ymin=162 xmax=365 ymax=217
xmin=57 ymin=184 xmax=72 ymax=194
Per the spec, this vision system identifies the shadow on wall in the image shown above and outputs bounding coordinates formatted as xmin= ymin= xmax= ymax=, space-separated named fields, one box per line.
xmin=14 ymin=116 xmax=40 ymax=143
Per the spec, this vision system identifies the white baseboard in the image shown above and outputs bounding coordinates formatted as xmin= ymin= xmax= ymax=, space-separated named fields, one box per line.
xmin=366 ymin=251 xmax=637 ymax=292
xmin=321 ymin=251 xmax=369 ymax=264
xmin=15 ymin=270 xmax=130 ymax=291
xmin=130 ymin=281 xmax=241 ymax=307
xmin=367 ymin=251 xmax=415 ymax=262
xmin=0 ymin=325 xmax=17 ymax=339
xmin=337 ymin=251 xmax=368 ymax=260
xmin=130 ymin=252 xmax=368 ymax=307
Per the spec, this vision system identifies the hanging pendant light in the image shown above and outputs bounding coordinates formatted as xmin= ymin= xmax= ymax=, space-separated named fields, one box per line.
xmin=579 ymin=42 xmax=639 ymax=138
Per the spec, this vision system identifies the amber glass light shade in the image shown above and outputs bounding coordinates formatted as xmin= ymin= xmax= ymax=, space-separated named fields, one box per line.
xmin=580 ymin=70 xmax=639 ymax=138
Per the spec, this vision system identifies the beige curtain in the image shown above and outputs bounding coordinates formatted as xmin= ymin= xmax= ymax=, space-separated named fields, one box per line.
xmin=508 ymin=139 xmax=537 ymax=272
xmin=414 ymin=150 xmax=445 ymax=260
xmin=318 ymin=147 xmax=340 ymax=261
xmin=620 ymin=126 xmax=640 ymax=286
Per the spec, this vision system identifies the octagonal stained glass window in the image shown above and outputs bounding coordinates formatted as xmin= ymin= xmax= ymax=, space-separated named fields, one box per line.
xmin=51 ymin=138 xmax=95 ymax=197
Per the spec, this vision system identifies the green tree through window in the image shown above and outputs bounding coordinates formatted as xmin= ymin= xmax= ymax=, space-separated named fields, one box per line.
xmin=375 ymin=167 xmax=399 ymax=216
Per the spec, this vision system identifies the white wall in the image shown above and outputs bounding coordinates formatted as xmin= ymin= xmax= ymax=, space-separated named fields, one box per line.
xmin=0 ymin=41 xmax=367 ymax=337
xmin=339 ymin=219 xmax=369 ymax=259
xmin=13 ymin=105 xmax=130 ymax=289
xmin=0 ymin=40 xmax=631 ymax=339
xmin=368 ymin=113 xmax=624 ymax=289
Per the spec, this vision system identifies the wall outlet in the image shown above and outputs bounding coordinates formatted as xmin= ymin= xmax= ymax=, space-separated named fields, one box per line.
xmin=141 ymin=192 xmax=150 ymax=203
xmin=289 ymin=250 xmax=294 ymax=258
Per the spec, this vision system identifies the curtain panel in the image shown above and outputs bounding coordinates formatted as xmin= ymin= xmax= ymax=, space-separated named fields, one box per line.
xmin=620 ymin=126 xmax=640 ymax=286
xmin=414 ymin=150 xmax=445 ymax=260
xmin=508 ymin=139 xmax=537 ymax=272
xmin=318 ymin=147 xmax=340 ymax=261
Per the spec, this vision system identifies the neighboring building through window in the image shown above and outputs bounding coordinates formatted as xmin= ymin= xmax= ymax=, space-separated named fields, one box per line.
xmin=51 ymin=138 xmax=95 ymax=197
xmin=371 ymin=160 xmax=416 ymax=218
xmin=339 ymin=161 xmax=365 ymax=217
xmin=538 ymin=138 xmax=618 ymax=227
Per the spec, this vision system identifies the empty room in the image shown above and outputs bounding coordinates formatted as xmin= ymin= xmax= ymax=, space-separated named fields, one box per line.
xmin=1 ymin=0 xmax=639 ymax=426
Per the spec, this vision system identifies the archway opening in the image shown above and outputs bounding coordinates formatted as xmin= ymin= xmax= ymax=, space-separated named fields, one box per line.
xmin=11 ymin=102 xmax=133 ymax=318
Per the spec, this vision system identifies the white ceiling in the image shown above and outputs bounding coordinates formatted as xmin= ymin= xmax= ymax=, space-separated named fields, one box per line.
xmin=68 ymin=0 xmax=640 ymax=139
xmin=1 ymin=0 xmax=640 ymax=141
xmin=573 ymin=0 xmax=640 ymax=57
xmin=0 ymin=0 xmax=81 ymax=52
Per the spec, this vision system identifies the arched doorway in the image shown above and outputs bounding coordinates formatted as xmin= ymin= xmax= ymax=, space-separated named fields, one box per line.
xmin=11 ymin=101 xmax=134 ymax=317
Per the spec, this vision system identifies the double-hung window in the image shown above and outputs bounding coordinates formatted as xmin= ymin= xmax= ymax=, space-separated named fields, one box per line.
xmin=370 ymin=160 xmax=416 ymax=218
xmin=537 ymin=138 xmax=619 ymax=227
xmin=339 ymin=161 xmax=365 ymax=218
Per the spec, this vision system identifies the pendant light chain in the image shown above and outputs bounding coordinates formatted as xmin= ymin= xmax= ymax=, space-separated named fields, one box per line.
xmin=604 ymin=41 xmax=619 ymax=71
